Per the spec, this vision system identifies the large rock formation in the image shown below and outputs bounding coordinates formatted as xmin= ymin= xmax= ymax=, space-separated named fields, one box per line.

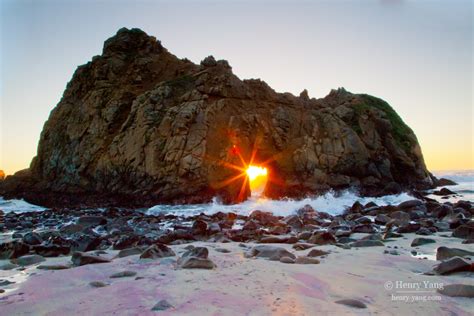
xmin=0 ymin=28 xmax=434 ymax=207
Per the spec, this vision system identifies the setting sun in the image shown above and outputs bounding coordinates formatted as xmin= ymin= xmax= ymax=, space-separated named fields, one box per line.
xmin=246 ymin=166 xmax=268 ymax=181
xmin=246 ymin=165 xmax=268 ymax=197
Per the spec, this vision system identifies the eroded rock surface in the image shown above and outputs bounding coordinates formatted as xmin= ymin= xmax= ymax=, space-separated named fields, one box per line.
xmin=0 ymin=28 xmax=433 ymax=206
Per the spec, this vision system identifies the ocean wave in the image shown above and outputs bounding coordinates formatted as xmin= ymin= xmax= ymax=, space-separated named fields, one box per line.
xmin=147 ymin=190 xmax=417 ymax=217
xmin=0 ymin=197 xmax=46 ymax=214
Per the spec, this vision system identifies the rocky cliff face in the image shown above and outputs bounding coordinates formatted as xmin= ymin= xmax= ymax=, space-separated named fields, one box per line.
xmin=1 ymin=28 xmax=434 ymax=206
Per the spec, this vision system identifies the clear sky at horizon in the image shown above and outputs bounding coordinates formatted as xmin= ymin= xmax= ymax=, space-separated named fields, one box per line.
xmin=1 ymin=0 xmax=473 ymax=175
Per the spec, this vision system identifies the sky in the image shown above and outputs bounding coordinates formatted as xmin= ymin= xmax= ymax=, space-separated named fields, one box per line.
xmin=1 ymin=0 xmax=473 ymax=175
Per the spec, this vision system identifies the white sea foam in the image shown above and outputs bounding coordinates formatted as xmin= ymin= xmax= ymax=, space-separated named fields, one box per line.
xmin=147 ymin=190 xmax=417 ymax=217
xmin=0 ymin=197 xmax=46 ymax=214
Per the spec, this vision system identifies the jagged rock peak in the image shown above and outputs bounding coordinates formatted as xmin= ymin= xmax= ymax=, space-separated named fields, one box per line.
xmin=103 ymin=27 xmax=164 ymax=56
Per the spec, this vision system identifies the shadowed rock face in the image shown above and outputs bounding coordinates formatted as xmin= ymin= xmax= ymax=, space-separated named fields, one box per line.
xmin=0 ymin=28 xmax=433 ymax=207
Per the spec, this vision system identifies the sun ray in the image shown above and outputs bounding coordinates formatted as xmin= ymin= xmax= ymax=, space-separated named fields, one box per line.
xmin=213 ymin=172 xmax=246 ymax=189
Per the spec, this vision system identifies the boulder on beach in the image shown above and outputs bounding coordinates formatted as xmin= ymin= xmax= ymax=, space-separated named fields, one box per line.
xmin=452 ymin=224 xmax=474 ymax=240
xmin=335 ymin=299 xmax=367 ymax=309
xmin=140 ymin=244 xmax=175 ymax=259
xmin=350 ymin=240 xmax=384 ymax=247
xmin=438 ymin=284 xmax=474 ymax=298
xmin=245 ymin=245 xmax=296 ymax=261
xmin=433 ymin=256 xmax=471 ymax=275
xmin=411 ymin=238 xmax=436 ymax=247
xmin=0 ymin=27 xmax=434 ymax=207
xmin=71 ymin=251 xmax=111 ymax=266
xmin=177 ymin=246 xmax=216 ymax=269
xmin=12 ymin=254 xmax=45 ymax=266
xmin=109 ymin=270 xmax=137 ymax=278
xmin=436 ymin=246 xmax=474 ymax=261
xmin=151 ymin=299 xmax=174 ymax=311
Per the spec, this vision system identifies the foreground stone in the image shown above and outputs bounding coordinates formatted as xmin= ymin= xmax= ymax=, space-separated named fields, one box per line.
xmin=411 ymin=238 xmax=436 ymax=247
xmin=110 ymin=270 xmax=137 ymax=278
xmin=178 ymin=257 xmax=216 ymax=269
xmin=436 ymin=246 xmax=474 ymax=261
xmin=335 ymin=299 xmax=367 ymax=309
xmin=152 ymin=299 xmax=174 ymax=311
xmin=307 ymin=249 xmax=330 ymax=257
xmin=178 ymin=246 xmax=216 ymax=269
xmin=72 ymin=252 xmax=111 ymax=266
xmin=12 ymin=254 xmax=45 ymax=266
xmin=452 ymin=224 xmax=474 ymax=240
xmin=89 ymin=281 xmax=108 ymax=288
xmin=438 ymin=284 xmax=474 ymax=298
xmin=140 ymin=244 xmax=175 ymax=259
xmin=350 ymin=240 xmax=384 ymax=247
xmin=37 ymin=264 xmax=71 ymax=270
xmin=295 ymin=256 xmax=320 ymax=264
xmin=245 ymin=245 xmax=296 ymax=261
xmin=433 ymin=257 xmax=472 ymax=275
xmin=117 ymin=247 xmax=146 ymax=258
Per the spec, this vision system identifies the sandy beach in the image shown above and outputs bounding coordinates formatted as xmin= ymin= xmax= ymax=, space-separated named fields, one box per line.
xmin=1 ymin=231 xmax=472 ymax=315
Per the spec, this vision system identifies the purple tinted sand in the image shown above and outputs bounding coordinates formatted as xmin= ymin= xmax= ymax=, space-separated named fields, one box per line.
xmin=291 ymin=272 xmax=328 ymax=300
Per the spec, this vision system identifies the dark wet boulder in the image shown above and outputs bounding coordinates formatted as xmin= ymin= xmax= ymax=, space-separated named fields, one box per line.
xmin=433 ymin=188 xmax=456 ymax=196
xmin=307 ymin=249 xmax=330 ymax=257
xmin=0 ymin=241 xmax=30 ymax=259
xmin=70 ymin=234 xmax=102 ymax=252
xmin=398 ymin=200 xmax=423 ymax=210
xmin=352 ymin=224 xmax=377 ymax=234
xmin=435 ymin=178 xmax=457 ymax=186
xmin=77 ymin=216 xmax=107 ymax=227
xmin=433 ymin=256 xmax=471 ymax=275
xmin=117 ymin=246 xmax=146 ymax=258
xmin=33 ymin=244 xmax=70 ymax=257
xmin=292 ymin=243 xmax=315 ymax=251
xmin=191 ymin=219 xmax=208 ymax=235
xmin=112 ymin=235 xmax=141 ymax=250
xmin=411 ymin=238 xmax=435 ymax=247
xmin=283 ymin=215 xmax=304 ymax=230
xmin=245 ymin=245 xmax=296 ymax=261
xmin=22 ymin=232 xmax=43 ymax=245
xmin=452 ymin=224 xmax=474 ymax=240
xmin=397 ymin=223 xmax=421 ymax=233
xmin=259 ymin=235 xmax=298 ymax=244
xmin=308 ymin=232 xmax=337 ymax=245
xmin=110 ymin=270 xmax=137 ymax=278
xmin=71 ymin=251 xmax=111 ymax=266
xmin=12 ymin=254 xmax=45 ymax=266
xmin=249 ymin=211 xmax=280 ymax=226
xmin=177 ymin=246 xmax=215 ymax=269
xmin=436 ymin=246 xmax=474 ymax=261
xmin=351 ymin=240 xmax=384 ymax=247
xmin=438 ymin=284 xmax=474 ymax=298
xmin=152 ymin=299 xmax=174 ymax=311
xmin=335 ymin=299 xmax=367 ymax=309
xmin=140 ymin=244 xmax=175 ymax=259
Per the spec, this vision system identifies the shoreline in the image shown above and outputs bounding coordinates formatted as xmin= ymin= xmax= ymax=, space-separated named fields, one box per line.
xmin=1 ymin=193 xmax=473 ymax=314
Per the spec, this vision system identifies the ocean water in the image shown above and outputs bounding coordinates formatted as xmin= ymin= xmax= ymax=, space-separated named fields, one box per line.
xmin=427 ymin=170 xmax=474 ymax=203
xmin=1 ymin=170 xmax=472 ymax=216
